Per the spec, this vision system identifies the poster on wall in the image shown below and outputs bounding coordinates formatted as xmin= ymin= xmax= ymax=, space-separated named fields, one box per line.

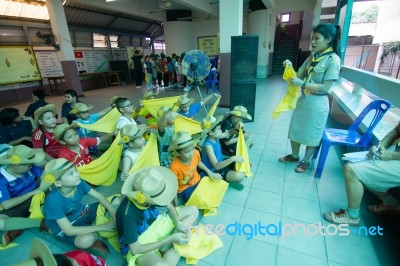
xmin=0 ymin=46 xmax=41 ymax=85
xmin=112 ymin=49 xmax=128 ymax=61
xmin=35 ymin=51 xmax=64 ymax=77
xmin=74 ymin=50 xmax=110 ymax=73
xmin=127 ymin=47 xmax=144 ymax=70
xmin=197 ymin=36 xmax=219 ymax=57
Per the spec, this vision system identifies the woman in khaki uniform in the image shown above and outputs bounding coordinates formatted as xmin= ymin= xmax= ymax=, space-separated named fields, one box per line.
xmin=279 ymin=23 xmax=342 ymax=173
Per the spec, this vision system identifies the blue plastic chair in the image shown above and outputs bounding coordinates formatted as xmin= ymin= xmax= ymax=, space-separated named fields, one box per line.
xmin=313 ymin=99 xmax=392 ymax=178
xmin=206 ymin=69 xmax=219 ymax=94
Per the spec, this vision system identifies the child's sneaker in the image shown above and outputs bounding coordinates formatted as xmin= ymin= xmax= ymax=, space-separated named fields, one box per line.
xmin=367 ymin=203 xmax=400 ymax=215
xmin=323 ymin=209 xmax=360 ymax=226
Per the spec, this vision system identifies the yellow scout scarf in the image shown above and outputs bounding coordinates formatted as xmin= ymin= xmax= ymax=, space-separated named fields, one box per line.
xmin=301 ymin=47 xmax=334 ymax=96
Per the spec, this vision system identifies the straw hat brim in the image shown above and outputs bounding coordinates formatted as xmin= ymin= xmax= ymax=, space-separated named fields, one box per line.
xmin=179 ymin=97 xmax=195 ymax=107
xmin=70 ymin=103 xmax=93 ymax=114
xmin=118 ymin=124 xmax=148 ymax=144
xmin=229 ymin=110 xmax=252 ymax=120
xmin=167 ymin=134 xmax=200 ymax=152
xmin=34 ymin=104 xmax=57 ymax=127
xmin=30 ymin=238 xmax=57 ymax=266
xmin=122 ymin=166 xmax=178 ymax=206
xmin=54 ymin=122 xmax=78 ymax=141
xmin=0 ymin=148 xmax=45 ymax=165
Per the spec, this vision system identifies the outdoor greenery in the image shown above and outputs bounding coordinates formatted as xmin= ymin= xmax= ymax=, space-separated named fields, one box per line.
xmin=381 ymin=41 xmax=400 ymax=62
xmin=352 ymin=4 xmax=379 ymax=23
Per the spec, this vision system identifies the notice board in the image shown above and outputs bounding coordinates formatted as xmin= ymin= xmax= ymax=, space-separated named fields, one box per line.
xmin=0 ymin=46 xmax=41 ymax=84
xmin=197 ymin=36 xmax=219 ymax=56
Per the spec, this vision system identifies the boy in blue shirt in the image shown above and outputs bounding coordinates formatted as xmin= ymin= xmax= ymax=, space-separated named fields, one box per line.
xmin=0 ymin=145 xmax=48 ymax=246
xmin=43 ymin=158 xmax=119 ymax=256
xmin=176 ymin=93 xmax=219 ymax=119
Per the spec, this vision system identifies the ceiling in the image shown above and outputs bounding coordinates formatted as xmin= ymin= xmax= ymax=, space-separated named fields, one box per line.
xmin=0 ymin=0 xmax=320 ymax=42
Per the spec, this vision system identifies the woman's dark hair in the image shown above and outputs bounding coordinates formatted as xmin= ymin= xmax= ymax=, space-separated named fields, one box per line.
xmin=0 ymin=107 xmax=19 ymax=125
xmin=64 ymin=89 xmax=77 ymax=98
xmin=115 ymin=97 xmax=129 ymax=113
xmin=53 ymin=254 xmax=74 ymax=266
xmin=313 ymin=23 xmax=341 ymax=56
xmin=32 ymin=89 xmax=45 ymax=100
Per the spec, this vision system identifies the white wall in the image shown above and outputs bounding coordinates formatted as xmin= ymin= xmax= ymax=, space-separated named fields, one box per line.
xmin=164 ymin=21 xmax=195 ymax=55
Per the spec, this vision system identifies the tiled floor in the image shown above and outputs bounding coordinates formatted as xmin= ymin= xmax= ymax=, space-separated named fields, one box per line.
xmin=1 ymin=77 xmax=399 ymax=266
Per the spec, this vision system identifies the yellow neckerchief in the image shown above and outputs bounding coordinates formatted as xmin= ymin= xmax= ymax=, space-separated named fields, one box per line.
xmin=301 ymin=47 xmax=334 ymax=96
xmin=304 ymin=47 xmax=334 ymax=83
xmin=128 ymin=197 xmax=150 ymax=210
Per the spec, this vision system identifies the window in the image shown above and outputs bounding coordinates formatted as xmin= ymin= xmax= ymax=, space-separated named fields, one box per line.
xmin=93 ymin=33 xmax=107 ymax=48
xmin=93 ymin=34 xmax=119 ymax=48
xmin=282 ymin=13 xmax=290 ymax=23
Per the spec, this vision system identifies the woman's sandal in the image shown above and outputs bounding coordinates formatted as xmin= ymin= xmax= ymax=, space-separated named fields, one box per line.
xmin=279 ymin=154 xmax=299 ymax=163
xmin=295 ymin=160 xmax=310 ymax=173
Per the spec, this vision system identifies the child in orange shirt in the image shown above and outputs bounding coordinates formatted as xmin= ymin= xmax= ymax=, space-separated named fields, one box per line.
xmin=168 ymin=131 xmax=221 ymax=202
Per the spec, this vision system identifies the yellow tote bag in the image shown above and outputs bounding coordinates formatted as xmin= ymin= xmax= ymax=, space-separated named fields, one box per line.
xmin=142 ymin=96 xmax=180 ymax=118
xmin=272 ymin=65 xmax=300 ymax=119
xmin=129 ymin=133 xmax=160 ymax=174
xmin=77 ymin=107 xmax=121 ymax=133
xmin=185 ymin=177 xmax=228 ymax=210
xmin=174 ymin=114 xmax=202 ymax=135
xmin=173 ymin=224 xmax=223 ymax=265
xmin=78 ymin=134 xmax=123 ymax=186
xmin=235 ymin=128 xmax=252 ymax=177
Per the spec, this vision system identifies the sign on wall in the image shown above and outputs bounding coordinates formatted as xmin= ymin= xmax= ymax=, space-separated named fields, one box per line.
xmin=74 ymin=50 xmax=110 ymax=73
xmin=35 ymin=51 xmax=64 ymax=77
xmin=0 ymin=46 xmax=41 ymax=84
xmin=197 ymin=36 xmax=219 ymax=56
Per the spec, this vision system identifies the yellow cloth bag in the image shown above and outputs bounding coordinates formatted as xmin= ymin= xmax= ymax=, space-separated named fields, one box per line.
xmin=235 ymin=128 xmax=253 ymax=177
xmin=95 ymin=194 xmax=121 ymax=252
xmin=28 ymin=192 xmax=45 ymax=219
xmin=142 ymin=96 xmax=180 ymax=118
xmin=129 ymin=133 xmax=160 ymax=174
xmin=77 ymin=107 xmax=121 ymax=133
xmin=126 ymin=213 xmax=176 ymax=266
xmin=185 ymin=177 xmax=228 ymax=210
xmin=174 ymin=114 xmax=202 ymax=135
xmin=206 ymin=96 xmax=220 ymax=118
xmin=173 ymin=224 xmax=223 ymax=265
xmin=272 ymin=65 xmax=300 ymax=119
xmin=78 ymin=134 xmax=123 ymax=186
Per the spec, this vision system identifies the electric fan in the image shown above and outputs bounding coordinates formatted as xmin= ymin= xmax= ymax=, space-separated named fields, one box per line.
xmin=182 ymin=50 xmax=211 ymax=112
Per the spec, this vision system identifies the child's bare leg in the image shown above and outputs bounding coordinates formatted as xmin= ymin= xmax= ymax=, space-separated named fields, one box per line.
xmin=226 ymin=171 xmax=245 ymax=182
xmin=74 ymin=233 xmax=97 ymax=249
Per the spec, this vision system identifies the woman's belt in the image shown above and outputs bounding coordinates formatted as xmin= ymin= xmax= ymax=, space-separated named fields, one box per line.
xmin=302 ymin=88 xmax=328 ymax=96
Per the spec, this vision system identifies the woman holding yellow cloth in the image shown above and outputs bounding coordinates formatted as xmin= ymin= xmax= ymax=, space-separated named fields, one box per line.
xmin=279 ymin=23 xmax=342 ymax=173
xmin=116 ymin=166 xmax=198 ymax=266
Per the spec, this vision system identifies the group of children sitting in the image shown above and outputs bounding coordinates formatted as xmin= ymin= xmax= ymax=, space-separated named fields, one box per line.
xmin=0 ymin=88 xmax=253 ymax=265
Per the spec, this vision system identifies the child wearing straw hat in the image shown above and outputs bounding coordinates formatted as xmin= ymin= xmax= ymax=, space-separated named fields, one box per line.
xmin=116 ymin=166 xmax=198 ymax=266
xmin=176 ymin=93 xmax=219 ymax=119
xmin=132 ymin=91 xmax=158 ymax=129
xmin=169 ymin=131 xmax=222 ymax=202
xmin=119 ymin=124 xmax=148 ymax=181
xmin=201 ymin=115 xmax=245 ymax=186
xmin=55 ymin=123 xmax=114 ymax=167
xmin=220 ymin=105 xmax=253 ymax=155
xmin=0 ymin=145 xmax=49 ymax=247
xmin=32 ymin=104 xmax=63 ymax=160
xmin=42 ymin=158 xmax=118 ymax=255
xmin=157 ymin=106 xmax=178 ymax=167
xmin=72 ymin=102 xmax=113 ymax=139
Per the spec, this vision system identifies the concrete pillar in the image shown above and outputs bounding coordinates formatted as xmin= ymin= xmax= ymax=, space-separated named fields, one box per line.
xmin=164 ymin=21 xmax=195 ymax=56
xmin=248 ymin=9 xmax=273 ymax=78
xmin=219 ymin=0 xmax=243 ymax=106
xmin=46 ymin=0 xmax=82 ymax=95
